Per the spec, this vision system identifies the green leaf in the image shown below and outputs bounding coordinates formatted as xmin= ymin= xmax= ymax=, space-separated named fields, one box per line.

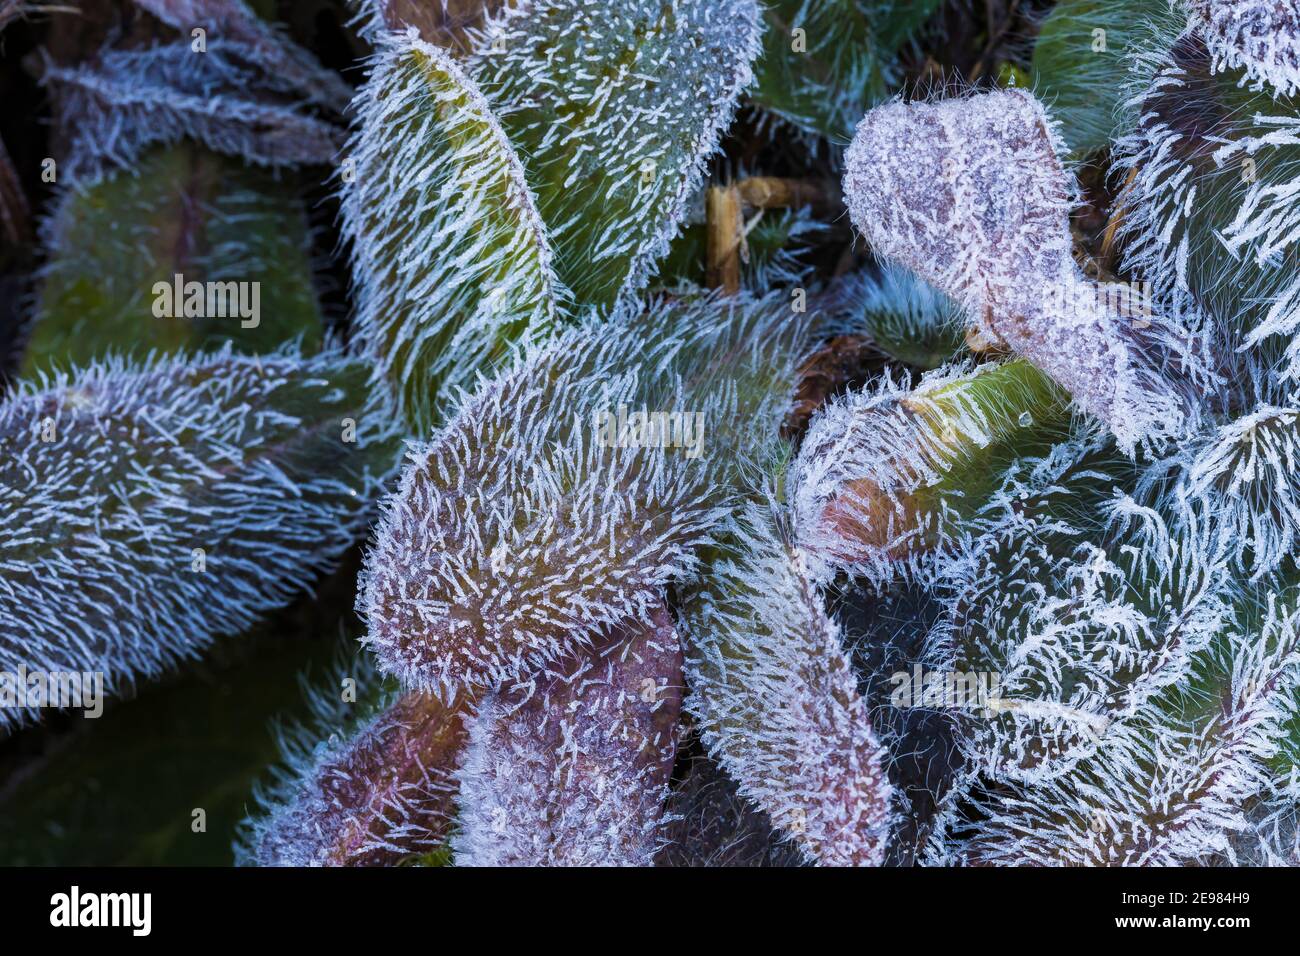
xmin=342 ymin=32 xmax=561 ymax=435
xmin=25 ymin=143 xmax=324 ymax=374
xmin=468 ymin=0 xmax=763 ymax=313
xmin=751 ymin=0 xmax=941 ymax=142
xmin=0 ymin=347 xmax=401 ymax=731
xmin=1031 ymin=0 xmax=1173 ymax=157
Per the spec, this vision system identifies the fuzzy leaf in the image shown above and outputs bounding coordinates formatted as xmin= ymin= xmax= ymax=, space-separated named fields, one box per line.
xmin=939 ymin=593 xmax=1300 ymax=866
xmin=453 ymin=602 xmax=682 ymax=866
xmin=791 ymin=359 xmax=1071 ymax=583
xmin=359 ymin=291 xmax=807 ymax=700
xmin=340 ymin=30 xmax=561 ymax=435
xmin=1030 ymin=0 xmax=1172 ymax=157
xmin=750 ymin=0 xmax=940 ymax=141
xmin=131 ymin=0 xmax=354 ymax=110
xmin=1114 ymin=27 xmax=1300 ymax=386
xmin=1187 ymin=0 xmax=1300 ymax=98
xmin=240 ymin=656 xmax=466 ymax=867
xmin=0 ymin=347 xmax=400 ymax=730
xmin=467 ymin=0 xmax=763 ymax=312
xmin=681 ymin=497 xmax=893 ymax=866
xmin=829 ymin=264 xmax=966 ymax=370
xmin=1182 ymin=403 xmax=1300 ymax=580
xmin=25 ymin=143 xmax=323 ymax=374
xmin=946 ymin=433 xmax=1235 ymax=785
xmin=43 ymin=41 xmax=343 ymax=183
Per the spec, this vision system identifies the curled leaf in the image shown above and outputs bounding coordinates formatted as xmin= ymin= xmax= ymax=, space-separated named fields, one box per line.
xmin=845 ymin=89 xmax=1185 ymax=452
xmin=340 ymin=30 xmax=561 ymax=434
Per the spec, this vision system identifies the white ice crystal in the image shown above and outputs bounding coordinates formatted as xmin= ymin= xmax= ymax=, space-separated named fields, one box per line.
xmin=466 ymin=0 xmax=763 ymax=313
xmin=453 ymin=602 xmax=682 ymax=866
xmin=680 ymin=498 xmax=894 ymax=866
xmin=844 ymin=89 xmax=1186 ymax=453
xmin=1187 ymin=0 xmax=1300 ymax=98
xmin=340 ymin=29 xmax=562 ymax=434
xmin=0 ymin=347 xmax=398 ymax=730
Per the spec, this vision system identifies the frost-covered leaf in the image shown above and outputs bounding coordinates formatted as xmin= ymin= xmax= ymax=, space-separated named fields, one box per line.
xmin=940 ymin=593 xmax=1300 ymax=866
xmin=681 ymin=497 xmax=893 ymax=866
xmin=43 ymin=40 xmax=343 ymax=184
xmin=945 ymin=433 xmax=1235 ymax=784
xmin=340 ymin=30 xmax=560 ymax=435
xmin=750 ymin=0 xmax=941 ymax=142
xmin=131 ymin=0 xmax=354 ymax=110
xmin=453 ymin=602 xmax=682 ymax=866
xmin=25 ymin=143 xmax=323 ymax=374
xmin=239 ymin=654 xmax=466 ymax=867
xmin=467 ymin=0 xmax=763 ymax=312
xmin=829 ymin=263 xmax=966 ymax=370
xmin=1030 ymin=0 xmax=1173 ymax=157
xmin=791 ymin=359 xmax=1070 ymax=584
xmin=845 ymin=89 xmax=1186 ymax=452
xmin=1187 ymin=0 xmax=1300 ymax=98
xmin=359 ymin=290 xmax=807 ymax=700
xmin=1114 ymin=27 xmax=1300 ymax=386
xmin=1182 ymin=402 xmax=1300 ymax=580
xmin=0 ymin=347 xmax=400 ymax=731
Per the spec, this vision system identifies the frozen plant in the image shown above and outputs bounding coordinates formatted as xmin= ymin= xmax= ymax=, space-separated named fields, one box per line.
xmin=358 ymin=291 xmax=807 ymax=701
xmin=844 ymin=89 xmax=1186 ymax=453
xmin=0 ymin=347 xmax=398 ymax=730
xmin=1187 ymin=0 xmax=1300 ymax=98
xmin=454 ymin=602 xmax=683 ymax=866
xmin=340 ymin=29 xmax=561 ymax=434
xmin=240 ymin=653 xmax=467 ymax=867
xmin=681 ymin=497 xmax=894 ymax=865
